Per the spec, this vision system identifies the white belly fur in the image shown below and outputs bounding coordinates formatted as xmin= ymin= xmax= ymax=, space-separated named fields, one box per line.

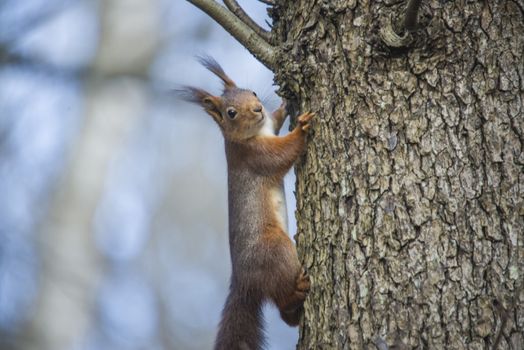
xmin=270 ymin=185 xmax=288 ymax=232
xmin=258 ymin=111 xmax=274 ymax=136
xmin=258 ymin=110 xmax=289 ymax=232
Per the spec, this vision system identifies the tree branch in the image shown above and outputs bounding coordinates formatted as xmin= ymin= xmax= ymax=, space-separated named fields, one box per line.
xmin=402 ymin=0 xmax=422 ymax=32
xmin=379 ymin=0 xmax=424 ymax=48
xmin=223 ymin=0 xmax=272 ymax=43
xmin=186 ymin=0 xmax=276 ymax=69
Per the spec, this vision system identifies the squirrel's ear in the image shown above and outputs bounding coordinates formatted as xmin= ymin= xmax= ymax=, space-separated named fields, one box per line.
xmin=202 ymin=96 xmax=224 ymax=126
xmin=176 ymin=86 xmax=224 ymax=126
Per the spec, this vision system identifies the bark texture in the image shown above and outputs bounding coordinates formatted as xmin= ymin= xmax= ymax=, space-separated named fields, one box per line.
xmin=270 ymin=0 xmax=523 ymax=349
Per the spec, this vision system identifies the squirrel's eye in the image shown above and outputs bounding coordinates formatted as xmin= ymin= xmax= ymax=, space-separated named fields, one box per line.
xmin=226 ymin=108 xmax=237 ymax=119
xmin=252 ymin=91 xmax=257 ymax=97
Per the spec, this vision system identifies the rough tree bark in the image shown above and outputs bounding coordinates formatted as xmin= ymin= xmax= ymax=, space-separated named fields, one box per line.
xmin=188 ymin=0 xmax=523 ymax=349
xmin=276 ymin=1 xmax=523 ymax=348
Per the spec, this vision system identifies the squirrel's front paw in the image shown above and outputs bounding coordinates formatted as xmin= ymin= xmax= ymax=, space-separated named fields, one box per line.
xmin=297 ymin=112 xmax=315 ymax=132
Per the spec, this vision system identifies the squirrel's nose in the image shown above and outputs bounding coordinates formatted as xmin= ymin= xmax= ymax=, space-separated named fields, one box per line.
xmin=252 ymin=105 xmax=263 ymax=113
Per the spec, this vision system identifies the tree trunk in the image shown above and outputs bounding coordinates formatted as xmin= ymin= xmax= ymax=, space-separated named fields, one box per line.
xmin=270 ymin=1 xmax=523 ymax=349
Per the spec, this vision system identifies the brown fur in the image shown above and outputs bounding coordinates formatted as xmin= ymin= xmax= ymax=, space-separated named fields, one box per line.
xmin=182 ymin=57 xmax=313 ymax=350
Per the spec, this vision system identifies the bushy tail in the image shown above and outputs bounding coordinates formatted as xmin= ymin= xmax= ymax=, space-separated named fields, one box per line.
xmin=214 ymin=288 xmax=264 ymax=350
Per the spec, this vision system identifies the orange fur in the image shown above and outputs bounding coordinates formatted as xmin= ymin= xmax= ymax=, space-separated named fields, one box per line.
xmin=182 ymin=57 xmax=314 ymax=350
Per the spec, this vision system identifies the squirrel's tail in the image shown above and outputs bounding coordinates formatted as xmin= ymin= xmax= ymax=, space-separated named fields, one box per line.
xmin=214 ymin=288 xmax=264 ymax=350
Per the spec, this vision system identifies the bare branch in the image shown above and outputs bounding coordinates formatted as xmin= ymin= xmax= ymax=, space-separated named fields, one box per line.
xmin=223 ymin=0 xmax=272 ymax=43
xmin=379 ymin=17 xmax=412 ymax=48
xmin=379 ymin=0 xmax=424 ymax=49
xmin=402 ymin=0 xmax=423 ymax=32
xmin=186 ymin=0 xmax=276 ymax=69
xmin=257 ymin=0 xmax=274 ymax=5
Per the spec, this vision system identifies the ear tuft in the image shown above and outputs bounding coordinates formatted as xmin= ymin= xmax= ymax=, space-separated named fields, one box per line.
xmin=176 ymin=86 xmax=224 ymax=126
xmin=175 ymin=86 xmax=209 ymax=104
xmin=197 ymin=55 xmax=237 ymax=90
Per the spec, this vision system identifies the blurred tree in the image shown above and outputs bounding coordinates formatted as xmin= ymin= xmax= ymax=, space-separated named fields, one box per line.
xmin=14 ymin=0 xmax=160 ymax=349
xmin=2 ymin=0 xmax=296 ymax=349
xmin=22 ymin=81 xmax=149 ymax=350
xmin=187 ymin=0 xmax=523 ymax=349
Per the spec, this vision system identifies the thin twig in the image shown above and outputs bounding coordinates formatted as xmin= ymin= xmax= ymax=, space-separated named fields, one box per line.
xmin=223 ymin=0 xmax=272 ymax=43
xmin=186 ymin=0 xmax=276 ymax=69
xmin=402 ymin=0 xmax=423 ymax=32
xmin=257 ymin=0 xmax=274 ymax=5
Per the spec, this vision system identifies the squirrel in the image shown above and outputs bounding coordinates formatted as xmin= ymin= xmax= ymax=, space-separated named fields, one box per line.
xmin=180 ymin=56 xmax=313 ymax=350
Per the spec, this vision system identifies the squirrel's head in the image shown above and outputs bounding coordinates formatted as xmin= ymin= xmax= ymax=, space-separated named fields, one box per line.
xmin=180 ymin=56 xmax=270 ymax=141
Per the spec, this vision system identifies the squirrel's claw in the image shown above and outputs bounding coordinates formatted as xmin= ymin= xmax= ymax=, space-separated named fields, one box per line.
xmin=297 ymin=112 xmax=315 ymax=132
xmin=298 ymin=111 xmax=315 ymax=123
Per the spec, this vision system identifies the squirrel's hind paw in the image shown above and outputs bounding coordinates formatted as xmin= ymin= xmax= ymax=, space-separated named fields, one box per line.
xmin=296 ymin=271 xmax=311 ymax=293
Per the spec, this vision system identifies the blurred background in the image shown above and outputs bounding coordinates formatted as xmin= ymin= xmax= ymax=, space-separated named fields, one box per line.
xmin=0 ymin=1 xmax=299 ymax=349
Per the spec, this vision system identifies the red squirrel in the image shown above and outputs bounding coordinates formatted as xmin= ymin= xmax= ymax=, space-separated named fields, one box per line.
xmin=181 ymin=56 xmax=313 ymax=350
